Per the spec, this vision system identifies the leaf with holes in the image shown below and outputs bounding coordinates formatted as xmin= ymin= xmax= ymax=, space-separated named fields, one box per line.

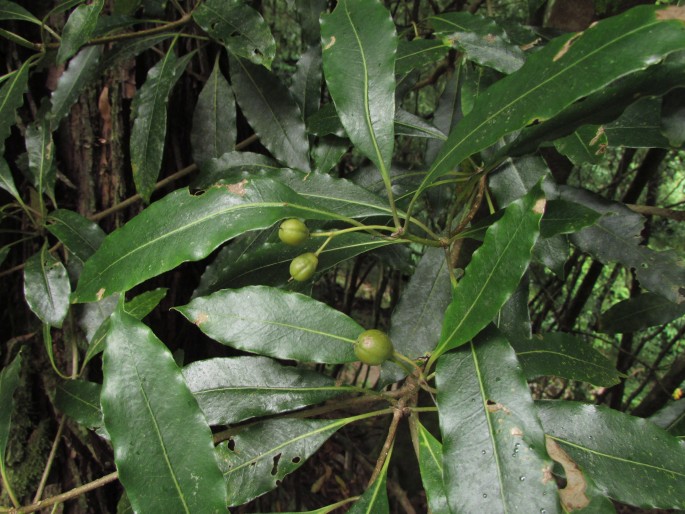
xmin=217 ymin=417 xmax=345 ymax=506
xmin=101 ymin=307 xmax=226 ymax=513
xmin=176 ymin=286 xmax=360 ymax=363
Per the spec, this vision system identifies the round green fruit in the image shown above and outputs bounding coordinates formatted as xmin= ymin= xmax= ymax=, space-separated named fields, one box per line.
xmin=289 ymin=252 xmax=318 ymax=281
xmin=354 ymin=329 xmax=394 ymax=366
xmin=279 ymin=218 xmax=309 ymax=246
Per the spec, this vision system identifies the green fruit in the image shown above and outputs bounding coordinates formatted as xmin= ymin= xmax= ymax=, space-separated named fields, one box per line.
xmin=289 ymin=252 xmax=318 ymax=281
xmin=354 ymin=329 xmax=394 ymax=365
xmin=279 ymin=218 xmax=309 ymax=246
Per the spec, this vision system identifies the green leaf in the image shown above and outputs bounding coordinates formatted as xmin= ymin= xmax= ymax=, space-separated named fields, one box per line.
xmin=72 ymin=177 xmax=338 ymax=303
xmin=537 ymin=400 xmax=685 ymax=509
xmin=511 ymin=332 xmax=622 ymax=387
xmin=661 ymin=87 xmax=685 ymax=147
xmin=347 ymin=446 xmax=391 ymax=514
xmin=394 ymin=109 xmax=447 ymax=140
xmin=0 ymin=351 xmax=22 ymax=475
xmin=26 ymin=119 xmax=56 ymax=200
xmin=291 ymin=45 xmax=322 ymax=123
xmin=130 ymin=43 xmax=192 ymax=202
xmin=431 ymin=12 xmax=525 ymax=74
xmin=55 ymin=380 xmax=103 ymax=429
xmin=382 ymin=247 xmax=451 ymax=383
xmin=217 ymin=417 xmax=344 ymax=506
xmin=24 ymin=243 xmax=71 ymax=328
xmin=0 ymin=1 xmax=40 ymax=24
xmin=488 ymin=155 xmax=549 ymax=208
xmin=425 ymin=69 xmax=461 ymax=166
xmin=50 ymin=45 xmax=104 ymax=126
xmin=230 ymin=55 xmax=310 ymax=172
xmin=533 ymin=235 xmax=569 ymax=278
xmin=396 ymin=38 xmax=449 ymax=75
xmin=306 ymin=103 xmax=345 ymax=137
xmin=650 ymin=401 xmax=685 ymax=437
xmin=416 ymin=423 xmax=450 ymax=514
xmin=194 ymin=232 xmax=397 ymax=296
xmin=432 ymin=184 xmax=544 ymax=360
xmin=312 ymin=135 xmax=349 ymax=174
xmin=604 ymin=97 xmax=671 ymax=148
xmin=495 ymin=274 xmax=532 ymax=341
xmin=101 ymin=307 xmax=226 ymax=514
xmin=47 ymin=209 xmax=105 ymax=263
xmin=436 ymin=327 xmax=560 ymax=514
xmin=192 ymin=0 xmax=276 ymax=68
xmin=194 ymin=151 xmax=277 ymax=189
xmin=99 ymin=33 xmax=175 ymax=72
xmin=554 ymin=124 xmax=607 ymax=166
xmin=321 ymin=0 xmax=397 ymax=175
xmin=599 ymin=293 xmax=685 ymax=334
xmin=191 ymin=57 xmax=236 ymax=167
xmin=57 ymin=0 xmax=104 ymax=64
xmin=0 ymin=157 xmax=20 ymax=202
xmin=0 ymin=58 xmax=29 ymax=149
xmin=561 ymin=186 xmax=685 ymax=304
xmin=183 ymin=356 xmax=356 ymax=425
xmin=540 ymin=199 xmax=602 ymax=238
xmin=83 ymin=289 xmax=166 ymax=367
xmin=176 ymin=286 xmax=360 ymax=363
xmin=421 ymin=5 xmax=685 ymax=195
xmin=295 ymin=0 xmax=327 ymax=46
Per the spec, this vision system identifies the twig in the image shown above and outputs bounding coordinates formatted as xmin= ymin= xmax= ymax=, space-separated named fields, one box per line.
xmin=367 ymin=407 xmax=403 ymax=487
xmin=11 ymin=472 xmax=118 ymax=513
xmin=626 ymin=204 xmax=685 ymax=222
xmin=33 ymin=417 xmax=66 ymax=503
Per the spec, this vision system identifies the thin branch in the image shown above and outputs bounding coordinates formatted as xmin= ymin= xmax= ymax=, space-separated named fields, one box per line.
xmin=33 ymin=417 xmax=67 ymax=503
xmin=626 ymin=204 xmax=685 ymax=222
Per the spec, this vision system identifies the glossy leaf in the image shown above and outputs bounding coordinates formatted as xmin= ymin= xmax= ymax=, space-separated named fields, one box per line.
xmin=436 ymin=327 xmax=560 ymax=514
xmin=0 ymin=1 xmax=40 ymax=24
xmin=650 ymin=401 xmax=685 ymax=437
xmin=432 ymin=184 xmax=544 ymax=360
xmin=599 ymin=293 xmax=685 ymax=333
xmin=51 ymin=45 xmax=103 ymax=126
xmin=495 ymin=274 xmax=532 ymax=342
xmin=537 ymin=400 xmax=685 ymax=509
xmin=101 ymin=307 xmax=226 ymax=514
xmin=306 ymin=103 xmax=345 ymax=137
xmin=425 ymin=69 xmax=461 ymax=166
xmin=47 ymin=209 xmax=105 ymax=263
xmin=420 ymin=5 xmax=685 ymax=196
xmin=57 ymin=0 xmax=104 ymax=64
xmin=194 ymin=151 xmax=277 ymax=188
xmin=295 ymin=0 xmax=327 ymax=46
xmin=55 ymin=379 xmax=103 ymax=429
xmin=533 ymin=235 xmax=569 ymax=278
xmin=72 ymin=177 xmax=338 ymax=303
xmin=131 ymin=44 xmax=192 ymax=202
xmin=540 ymin=199 xmax=601 ymax=238
xmin=26 ymin=120 xmax=56 ymax=200
xmin=561 ymin=185 xmax=685 ymax=304
xmin=554 ymin=124 xmax=607 ymax=166
xmin=661 ymin=87 xmax=685 ymax=147
xmin=312 ymin=135 xmax=349 ymax=174
xmin=83 ymin=289 xmax=167 ymax=366
xmin=604 ymin=97 xmax=671 ymax=148
xmin=0 ymin=58 xmax=29 ymax=149
xmin=396 ymin=38 xmax=449 ymax=75
xmin=0 ymin=157 xmax=20 ymax=202
xmin=193 ymin=0 xmax=276 ymax=68
xmin=291 ymin=45 xmax=322 ymax=123
xmin=217 ymin=417 xmax=344 ymax=506
xmin=183 ymin=356 xmax=356 ymax=425
xmin=416 ymin=422 xmax=450 ymax=514
xmin=191 ymin=57 xmax=236 ymax=167
xmin=431 ymin=12 xmax=525 ymax=74
xmin=230 ymin=55 xmax=310 ymax=172
xmin=79 ymin=294 xmax=119 ymax=344
xmin=0 ymin=352 xmax=22 ymax=475
xmin=194 ymin=232 xmax=397 ymax=296
xmin=347 ymin=445 xmax=391 ymax=514
xmin=176 ymin=286 xmax=359 ymax=363
xmin=382 ymin=247 xmax=451 ymax=383
xmin=511 ymin=332 xmax=622 ymax=387
xmin=488 ymin=154 xmax=549 ymax=208
xmin=394 ymin=109 xmax=446 ymax=140
xmin=320 ymin=0 xmax=397 ymax=175
xmin=24 ymin=244 xmax=70 ymax=328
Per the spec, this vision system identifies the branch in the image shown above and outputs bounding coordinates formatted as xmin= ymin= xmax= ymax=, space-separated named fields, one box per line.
xmin=626 ymin=204 xmax=685 ymax=222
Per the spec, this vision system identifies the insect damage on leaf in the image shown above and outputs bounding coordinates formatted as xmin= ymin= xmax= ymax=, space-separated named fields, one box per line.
xmin=553 ymin=32 xmax=583 ymax=62
xmin=226 ymin=179 xmax=248 ymax=196
xmin=546 ymin=437 xmax=590 ymax=511
xmin=323 ymin=36 xmax=336 ymax=50
xmin=533 ymin=198 xmax=546 ymax=215
xmin=656 ymin=6 xmax=685 ymax=21
xmin=96 ymin=288 xmax=106 ymax=301
xmin=194 ymin=312 xmax=209 ymax=326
